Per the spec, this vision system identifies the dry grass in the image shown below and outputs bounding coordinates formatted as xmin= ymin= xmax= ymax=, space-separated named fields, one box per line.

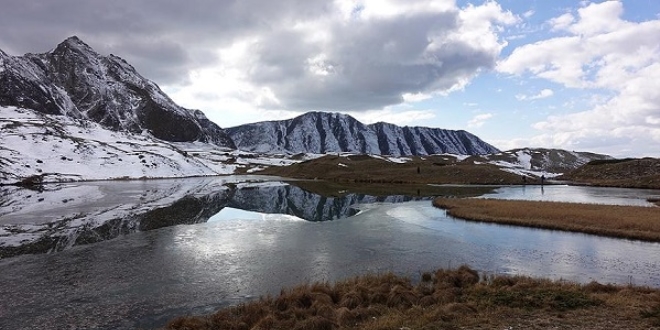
xmin=164 ymin=266 xmax=660 ymax=330
xmin=287 ymin=179 xmax=497 ymax=199
xmin=258 ymin=154 xmax=535 ymax=185
xmin=560 ymin=158 xmax=660 ymax=189
xmin=433 ymin=198 xmax=660 ymax=242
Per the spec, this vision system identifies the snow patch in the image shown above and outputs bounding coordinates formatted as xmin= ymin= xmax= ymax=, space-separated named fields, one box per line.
xmin=516 ymin=151 xmax=533 ymax=170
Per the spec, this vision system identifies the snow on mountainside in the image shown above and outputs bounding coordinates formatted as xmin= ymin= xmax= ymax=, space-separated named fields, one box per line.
xmin=466 ymin=148 xmax=613 ymax=177
xmin=0 ymin=36 xmax=234 ymax=147
xmin=227 ymin=111 xmax=499 ymax=156
xmin=0 ymin=106 xmax=307 ymax=185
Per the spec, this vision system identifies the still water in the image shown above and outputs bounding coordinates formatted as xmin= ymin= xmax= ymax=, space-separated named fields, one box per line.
xmin=0 ymin=178 xmax=659 ymax=329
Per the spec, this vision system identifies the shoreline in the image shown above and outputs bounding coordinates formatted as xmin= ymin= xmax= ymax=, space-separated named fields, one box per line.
xmin=164 ymin=265 xmax=660 ymax=330
xmin=432 ymin=197 xmax=660 ymax=243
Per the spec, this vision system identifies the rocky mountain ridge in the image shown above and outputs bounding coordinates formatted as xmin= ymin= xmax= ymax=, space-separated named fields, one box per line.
xmin=227 ymin=111 xmax=500 ymax=156
xmin=0 ymin=36 xmax=234 ymax=147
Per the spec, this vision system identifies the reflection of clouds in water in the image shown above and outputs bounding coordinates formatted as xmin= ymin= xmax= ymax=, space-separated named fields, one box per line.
xmin=208 ymin=207 xmax=306 ymax=222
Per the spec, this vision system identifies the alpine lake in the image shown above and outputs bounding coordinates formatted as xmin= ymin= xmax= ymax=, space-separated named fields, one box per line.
xmin=1 ymin=176 xmax=660 ymax=329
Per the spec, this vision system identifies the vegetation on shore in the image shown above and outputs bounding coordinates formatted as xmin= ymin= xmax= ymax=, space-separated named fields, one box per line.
xmin=258 ymin=154 xmax=536 ymax=185
xmin=286 ymin=179 xmax=497 ymax=198
xmin=433 ymin=198 xmax=660 ymax=242
xmin=165 ymin=266 xmax=660 ymax=330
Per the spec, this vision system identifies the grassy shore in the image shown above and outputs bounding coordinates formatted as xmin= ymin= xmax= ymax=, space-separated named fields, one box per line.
xmin=165 ymin=266 xmax=660 ymax=330
xmin=433 ymin=198 xmax=660 ymax=242
xmin=258 ymin=154 xmax=536 ymax=185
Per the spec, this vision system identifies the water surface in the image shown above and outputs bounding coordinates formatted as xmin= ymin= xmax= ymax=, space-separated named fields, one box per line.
xmin=1 ymin=179 xmax=659 ymax=329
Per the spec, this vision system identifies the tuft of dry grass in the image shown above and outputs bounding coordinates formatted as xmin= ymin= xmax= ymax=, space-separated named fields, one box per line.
xmin=164 ymin=265 xmax=660 ymax=330
xmin=433 ymin=198 xmax=660 ymax=242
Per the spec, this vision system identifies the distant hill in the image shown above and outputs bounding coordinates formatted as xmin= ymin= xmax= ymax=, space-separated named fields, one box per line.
xmin=466 ymin=148 xmax=613 ymax=176
xmin=560 ymin=158 xmax=660 ymax=189
xmin=226 ymin=111 xmax=499 ymax=156
xmin=257 ymin=148 xmax=615 ymax=185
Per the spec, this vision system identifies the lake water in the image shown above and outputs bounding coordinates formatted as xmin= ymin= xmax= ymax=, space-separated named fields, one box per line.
xmin=1 ymin=178 xmax=659 ymax=329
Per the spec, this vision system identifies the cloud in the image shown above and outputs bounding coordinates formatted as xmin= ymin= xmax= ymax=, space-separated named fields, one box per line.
xmin=467 ymin=113 xmax=493 ymax=128
xmin=515 ymin=89 xmax=554 ymax=101
xmin=350 ymin=109 xmax=436 ymax=126
xmin=0 ymin=0 xmax=517 ymax=113
xmin=498 ymin=0 xmax=660 ymax=156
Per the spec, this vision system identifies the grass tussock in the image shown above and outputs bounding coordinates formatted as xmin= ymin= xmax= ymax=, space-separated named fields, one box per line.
xmin=433 ymin=198 xmax=660 ymax=242
xmin=164 ymin=265 xmax=660 ymax=330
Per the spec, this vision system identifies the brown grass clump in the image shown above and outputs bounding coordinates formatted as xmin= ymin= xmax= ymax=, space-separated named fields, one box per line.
xmin=433 ymin=198 xmax=660 ymax=242
xmin=164 ymin=266 xmax=660 ymax=330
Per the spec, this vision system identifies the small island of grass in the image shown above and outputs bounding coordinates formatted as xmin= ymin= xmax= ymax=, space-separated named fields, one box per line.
xmin=432 ymin=198 xmax=660 ymax=242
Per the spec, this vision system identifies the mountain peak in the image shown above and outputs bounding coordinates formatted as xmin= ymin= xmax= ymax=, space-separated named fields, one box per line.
xmin=52 ymin=36 xmax=97 ymax=56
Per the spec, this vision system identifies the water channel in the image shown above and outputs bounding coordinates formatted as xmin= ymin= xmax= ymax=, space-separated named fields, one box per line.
xmin=1 ymin=177 xmax=659 ymax=329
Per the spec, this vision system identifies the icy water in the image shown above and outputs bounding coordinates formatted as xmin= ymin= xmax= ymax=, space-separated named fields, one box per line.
xmin=1 ymin=178 xmax=660 ymax=329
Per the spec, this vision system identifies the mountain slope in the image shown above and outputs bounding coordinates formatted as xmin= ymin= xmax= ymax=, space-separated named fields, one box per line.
xmin=560 ymin=158 xmax=660 ymax=189
xmin=0 ymin=36 xmax=234 ymax=147
xmin=466 ymin=148 xmax=614 ymax=176
xmin=227 ymin=111 xmax=499 ymax=156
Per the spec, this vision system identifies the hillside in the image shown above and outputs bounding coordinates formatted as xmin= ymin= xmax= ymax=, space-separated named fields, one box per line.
xmin=560 ymin=158 xmax=660 ymax=189
xmin=257 ymin=148 xmax=612 ymax=186
xmin=258 ymin=154 xmax=534 ymax=185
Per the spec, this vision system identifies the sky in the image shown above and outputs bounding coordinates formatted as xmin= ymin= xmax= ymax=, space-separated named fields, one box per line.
xmin=1 ymin=0 xmax=659 ymax=157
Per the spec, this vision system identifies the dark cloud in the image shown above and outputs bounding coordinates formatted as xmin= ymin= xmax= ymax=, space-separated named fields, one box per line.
xmin=247 ymin=11 xmax=498 ymax=111
xmin=0 ymin=0 xmax=329 ymax=84
xmin=0 ymin=0 xmax=507 ymax=111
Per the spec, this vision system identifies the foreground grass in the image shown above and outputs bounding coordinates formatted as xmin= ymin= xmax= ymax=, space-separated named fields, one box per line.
xmin=433 ymin=198 xmax=660 ymax=242
xmin=165 ymin=266 xmax=660 ymax=330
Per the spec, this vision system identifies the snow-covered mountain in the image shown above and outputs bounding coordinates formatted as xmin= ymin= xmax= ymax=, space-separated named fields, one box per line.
xmin=227 ymin=111 xmax=499 ymax=156
xmin=0 ymin=105 xmax=314 ymax=185
xmin=0 ymin=36 xmax=234 ymax=147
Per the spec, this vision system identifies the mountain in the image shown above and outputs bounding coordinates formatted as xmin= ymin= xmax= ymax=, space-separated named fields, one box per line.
xmin=0 ymin=36 xmax=234 ymax=147
xmin=227 ymin=111 xmax=499 ymax=156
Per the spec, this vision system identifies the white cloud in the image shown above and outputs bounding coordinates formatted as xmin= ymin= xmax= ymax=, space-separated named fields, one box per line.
xmin=498 ymin=0 xmax=660 ymax=156
xmin=467 ymin=113 xmax=493 ymax=128
xmin=516 ymin=89 xmax=554 ymax=101
xmin=548 ymin=13 xmax=575 ymax=31
xmin=350 ymin=109 xmax=436 ymax=126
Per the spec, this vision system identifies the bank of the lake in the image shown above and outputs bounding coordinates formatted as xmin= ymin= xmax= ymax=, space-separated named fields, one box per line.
xmin=165 ymin=265 xmax=660 ymax=330
xmin=432 ymin=198 xmax=660 ymax=242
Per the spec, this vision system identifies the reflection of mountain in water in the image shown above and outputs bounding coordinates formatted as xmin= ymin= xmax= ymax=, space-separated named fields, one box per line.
xmin=228 ymin=184 xmax=425 ymax=221
xmin=0 ymin=180 xmax=428 ymax=258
